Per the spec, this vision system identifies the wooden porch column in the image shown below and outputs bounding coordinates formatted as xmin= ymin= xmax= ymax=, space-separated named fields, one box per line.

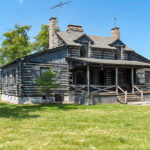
xmin=87 ymin=65 xmax=90 ymax=95
xmin=131 ymin=68 xmax=134 ymax=93
xmin=116 ymin=67 xmax=118 ymax=93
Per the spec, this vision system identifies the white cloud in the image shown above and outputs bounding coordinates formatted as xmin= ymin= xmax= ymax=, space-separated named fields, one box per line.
xmin=19 ymin=0 xmax=23 ymax=4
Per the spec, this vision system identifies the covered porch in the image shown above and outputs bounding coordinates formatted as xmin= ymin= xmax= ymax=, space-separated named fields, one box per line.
xmin=68 ymin=57 xmax=150 ymax=104
xmin=71 ymin=66 xmax=136 ymax=93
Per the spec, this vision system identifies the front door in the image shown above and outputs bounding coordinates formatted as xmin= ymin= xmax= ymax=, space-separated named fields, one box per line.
xmin=118 ymin=69 xmax=131 ymax=91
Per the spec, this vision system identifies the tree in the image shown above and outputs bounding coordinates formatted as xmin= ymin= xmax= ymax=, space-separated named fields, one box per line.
xmin=0 ymin=24 xmax=33 ymax=65
xmin=34 ymin=24 xmax=49 ymax=52
xmin=35 ymin=68 xmax=61 ymax=98
xmin=34 ymin=24 xmax=60 ymax=52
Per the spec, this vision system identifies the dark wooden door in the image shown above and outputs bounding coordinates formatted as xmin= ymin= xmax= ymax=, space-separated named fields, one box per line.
xmin=118 ymin=69 xmax=131 ymax=91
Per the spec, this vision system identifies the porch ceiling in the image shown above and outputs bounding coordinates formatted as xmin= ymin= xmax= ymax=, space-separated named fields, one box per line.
xmin=67 ymin=57 xmax=150 ymax=67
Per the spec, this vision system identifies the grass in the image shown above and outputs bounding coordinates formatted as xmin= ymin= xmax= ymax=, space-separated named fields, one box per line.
xmin=0 ymin=102 xmax=150 ymax=150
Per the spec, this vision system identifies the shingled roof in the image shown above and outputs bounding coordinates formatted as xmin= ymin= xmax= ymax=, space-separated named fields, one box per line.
xmin=57 ymin=31 xmax=133 ymax=51
xmin=68 ymin=57 xmax=150 ymax=67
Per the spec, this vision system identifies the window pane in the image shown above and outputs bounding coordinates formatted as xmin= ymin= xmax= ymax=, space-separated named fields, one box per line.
xmin=40 ymin=68 xmax=49 ymax=75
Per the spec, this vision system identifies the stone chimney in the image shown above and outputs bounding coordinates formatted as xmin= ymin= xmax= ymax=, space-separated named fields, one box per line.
xmin=66 ymin=25 xmax=84 ymax=33
xmin=111 ymin=27 xmax=120 ymax=39
xmin=49 ymin=17 xmax=58 ymax=49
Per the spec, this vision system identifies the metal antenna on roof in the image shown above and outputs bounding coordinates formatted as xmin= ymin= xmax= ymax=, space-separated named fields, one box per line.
xmin=114 ymin=15 xmax=117 ymax=27
xmin=51 ymin=1 xmax=72 ymax=10
xmin=51 ymin=1 xmax=72 ymax=23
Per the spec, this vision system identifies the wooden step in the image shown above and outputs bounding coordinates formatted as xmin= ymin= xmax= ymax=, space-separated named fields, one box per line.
xmin=118 ymin=94 xmax=141 ymax=104
xmin=119 ymin=94 xmax=140 ymax=97
xmin=128 ymin=101 xmax=150 ymax=105
xmin=119 ymin=96 xmax=140 ymax=99
xmin=127 ymin=99 xmax=141 ymax=102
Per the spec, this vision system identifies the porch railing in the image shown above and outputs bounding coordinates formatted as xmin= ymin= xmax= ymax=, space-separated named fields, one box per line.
xmin=117 ymin=86 xmax=128 ymax=104
xmin=134 ymin=85 xmax=143 ymax=101
xmin=90 ymin=85 xmax=116 ymax=94
xmin=69 ymin=85 xmax=87 ymax=94
xmin=135 ymin=84 xmax=150 ymax=91
xmin=69 ymin=84 xmax=116 ymax=94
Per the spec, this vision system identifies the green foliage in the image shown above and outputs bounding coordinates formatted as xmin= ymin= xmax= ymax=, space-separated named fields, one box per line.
xmin=35 ymin=68 xmax=61 ymax=96
xmin=33 ymin=24 xmax=60 ymax=52
xmin=34 ymin=24 xmax=49 ymax=52
xmin=56 ymin=26 xmax=60 ymax=32
xmin=0 ymin=23 xmax=60 ymax=65
xmin=0 ymin=24 xmax=33 ymax=65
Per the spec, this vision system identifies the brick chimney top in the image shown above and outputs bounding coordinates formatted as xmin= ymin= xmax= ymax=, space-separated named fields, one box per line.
xmin=50 ymin=17 xmax=57 ymax=21
xmin=49 ymin=17 xmax=58 ymax=49
xmin=111 ymin=27 xmax=120 ymax=40
xmin=66 ymin=24 xmax=84 ymax=33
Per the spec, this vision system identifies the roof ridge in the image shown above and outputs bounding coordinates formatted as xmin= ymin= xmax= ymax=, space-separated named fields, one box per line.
xmin=87 ymin=34 xmax=113 ymax=39
xmin=58 ymin=31 xmax=114 ymax=39
xmin=57 ymin=31 xmax=133 ymax=51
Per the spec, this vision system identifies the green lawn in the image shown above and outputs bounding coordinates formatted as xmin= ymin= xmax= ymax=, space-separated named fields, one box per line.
xmin=0 ymin=102 xmax=150 ymax=150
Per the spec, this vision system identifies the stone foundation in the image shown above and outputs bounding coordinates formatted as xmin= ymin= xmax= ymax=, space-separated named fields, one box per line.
xmin=2 ymin=93 xmax=150 ymax=105
xmin=143 ymin=94 xmax=150 ymax=102
xmin=1 ymin=94 xmax=53 ymax=104
xmin=66 ymin=94 xmax=118 ymax=105
xmin=1 ymin=94 xmax=118 ymax=105
xmin=2 ymin=94 xmax=20 ymax=104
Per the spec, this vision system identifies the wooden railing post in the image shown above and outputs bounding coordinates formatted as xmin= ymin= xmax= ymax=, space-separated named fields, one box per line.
xmin=118 ymin=86 xmax=128 ymax=104
xmin=141 ymin=90 xmax=143 ymax=101
xmin=134 ymin=85 xmax=144 ymax=101
xmin=125 ymin=91 xmax=127 ymax=104
xmin=116 ymin=67 xmax=118 ymax=94
xmin=131 ymin=68 xmax=134 ymax=93
xmin=87 ymin=65 xmax=90 ymax=96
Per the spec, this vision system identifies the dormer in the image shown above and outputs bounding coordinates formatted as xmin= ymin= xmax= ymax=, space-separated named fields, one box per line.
xmin=109 ymin=39 xmax=126 ymax=48
xmin=74 ymin=34 xmax=94 ymax=44
xmin=74 ymin=34 xmax=94 ymax=57
xmin=109 ymin=39 xmax=127 ymax=60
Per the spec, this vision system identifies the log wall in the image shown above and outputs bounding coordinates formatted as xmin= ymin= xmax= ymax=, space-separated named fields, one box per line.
xmin=21 ymin=63 xmax=69 ymax=97
xmin=91 ymin=48 xmax=115 ymax=60
xmin=1 ymin=62 xmax=21 ymax=97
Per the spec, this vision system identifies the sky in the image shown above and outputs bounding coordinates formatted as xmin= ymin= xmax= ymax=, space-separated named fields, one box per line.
xmin=0 ymin=0 xmax=150 ymax=59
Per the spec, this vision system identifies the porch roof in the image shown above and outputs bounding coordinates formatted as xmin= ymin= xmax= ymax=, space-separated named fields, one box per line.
xmin=67 ymin=57 xmax=150 ymax=67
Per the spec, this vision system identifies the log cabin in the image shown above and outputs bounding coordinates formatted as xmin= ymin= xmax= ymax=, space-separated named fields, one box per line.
xmin=1 ymin=17 xmax=150 ymax=104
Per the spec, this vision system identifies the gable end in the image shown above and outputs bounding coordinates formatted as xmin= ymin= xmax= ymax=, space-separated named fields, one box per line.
xmin=74 ymin=34 xmax=94 ymax=44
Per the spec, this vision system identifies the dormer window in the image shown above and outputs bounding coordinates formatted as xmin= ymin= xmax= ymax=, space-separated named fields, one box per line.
xmin=80 ymin=43 xmax=88 ymax=57
xmin=109 ymin=39 xmax=126 ymax=60
xmin=74 ymin=34 xmax=94 ymax=58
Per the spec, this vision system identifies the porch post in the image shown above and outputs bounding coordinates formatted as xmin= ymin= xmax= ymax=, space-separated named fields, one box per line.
xmin=131 ymin=68 xmax=134 ymax=93
xmin=115 ymin=67 xmax=118 ymax=93
xmin=87 ymin=65 xmax=90 ymax=95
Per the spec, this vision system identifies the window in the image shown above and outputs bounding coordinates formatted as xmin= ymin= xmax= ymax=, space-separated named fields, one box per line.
xmin=32 ymin=67 xmax=51 ymax=84
xmin=53 ymin=67 xmax=61 ymax=84
xmin=6 ymin=71 xmax=9 ymax=86
xmin=137 ymin=73 xmax=145 ymax=85
xmin=9 ymin=70 xmax=13 ymax=86
xmin=32 ymin=70 xmax=40 ymax=84
xmin=40 ymin=68 xmax=49 ymax=76
xmin=74 ymin=70 xmax=86 ymax=84
xmin=3 ymin=73 xmax=7 ymax=86
xmin=145 ymin=71 xmax=150 ymax=84
xmin=12 ymin=69 xmax=16 ymax=85
xmin=80 ymin=43 xmax=88 ymax=57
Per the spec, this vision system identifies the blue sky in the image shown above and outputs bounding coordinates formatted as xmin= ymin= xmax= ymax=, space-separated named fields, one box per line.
xmin=0 ymin=0 xmax=150 ymax=58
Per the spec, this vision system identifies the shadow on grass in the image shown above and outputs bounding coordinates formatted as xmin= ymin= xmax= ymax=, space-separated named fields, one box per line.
xmin=0 ymin=103 xmax=40 ymax=120
xmin=0 ymin=102 xmax=82 ymax=120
